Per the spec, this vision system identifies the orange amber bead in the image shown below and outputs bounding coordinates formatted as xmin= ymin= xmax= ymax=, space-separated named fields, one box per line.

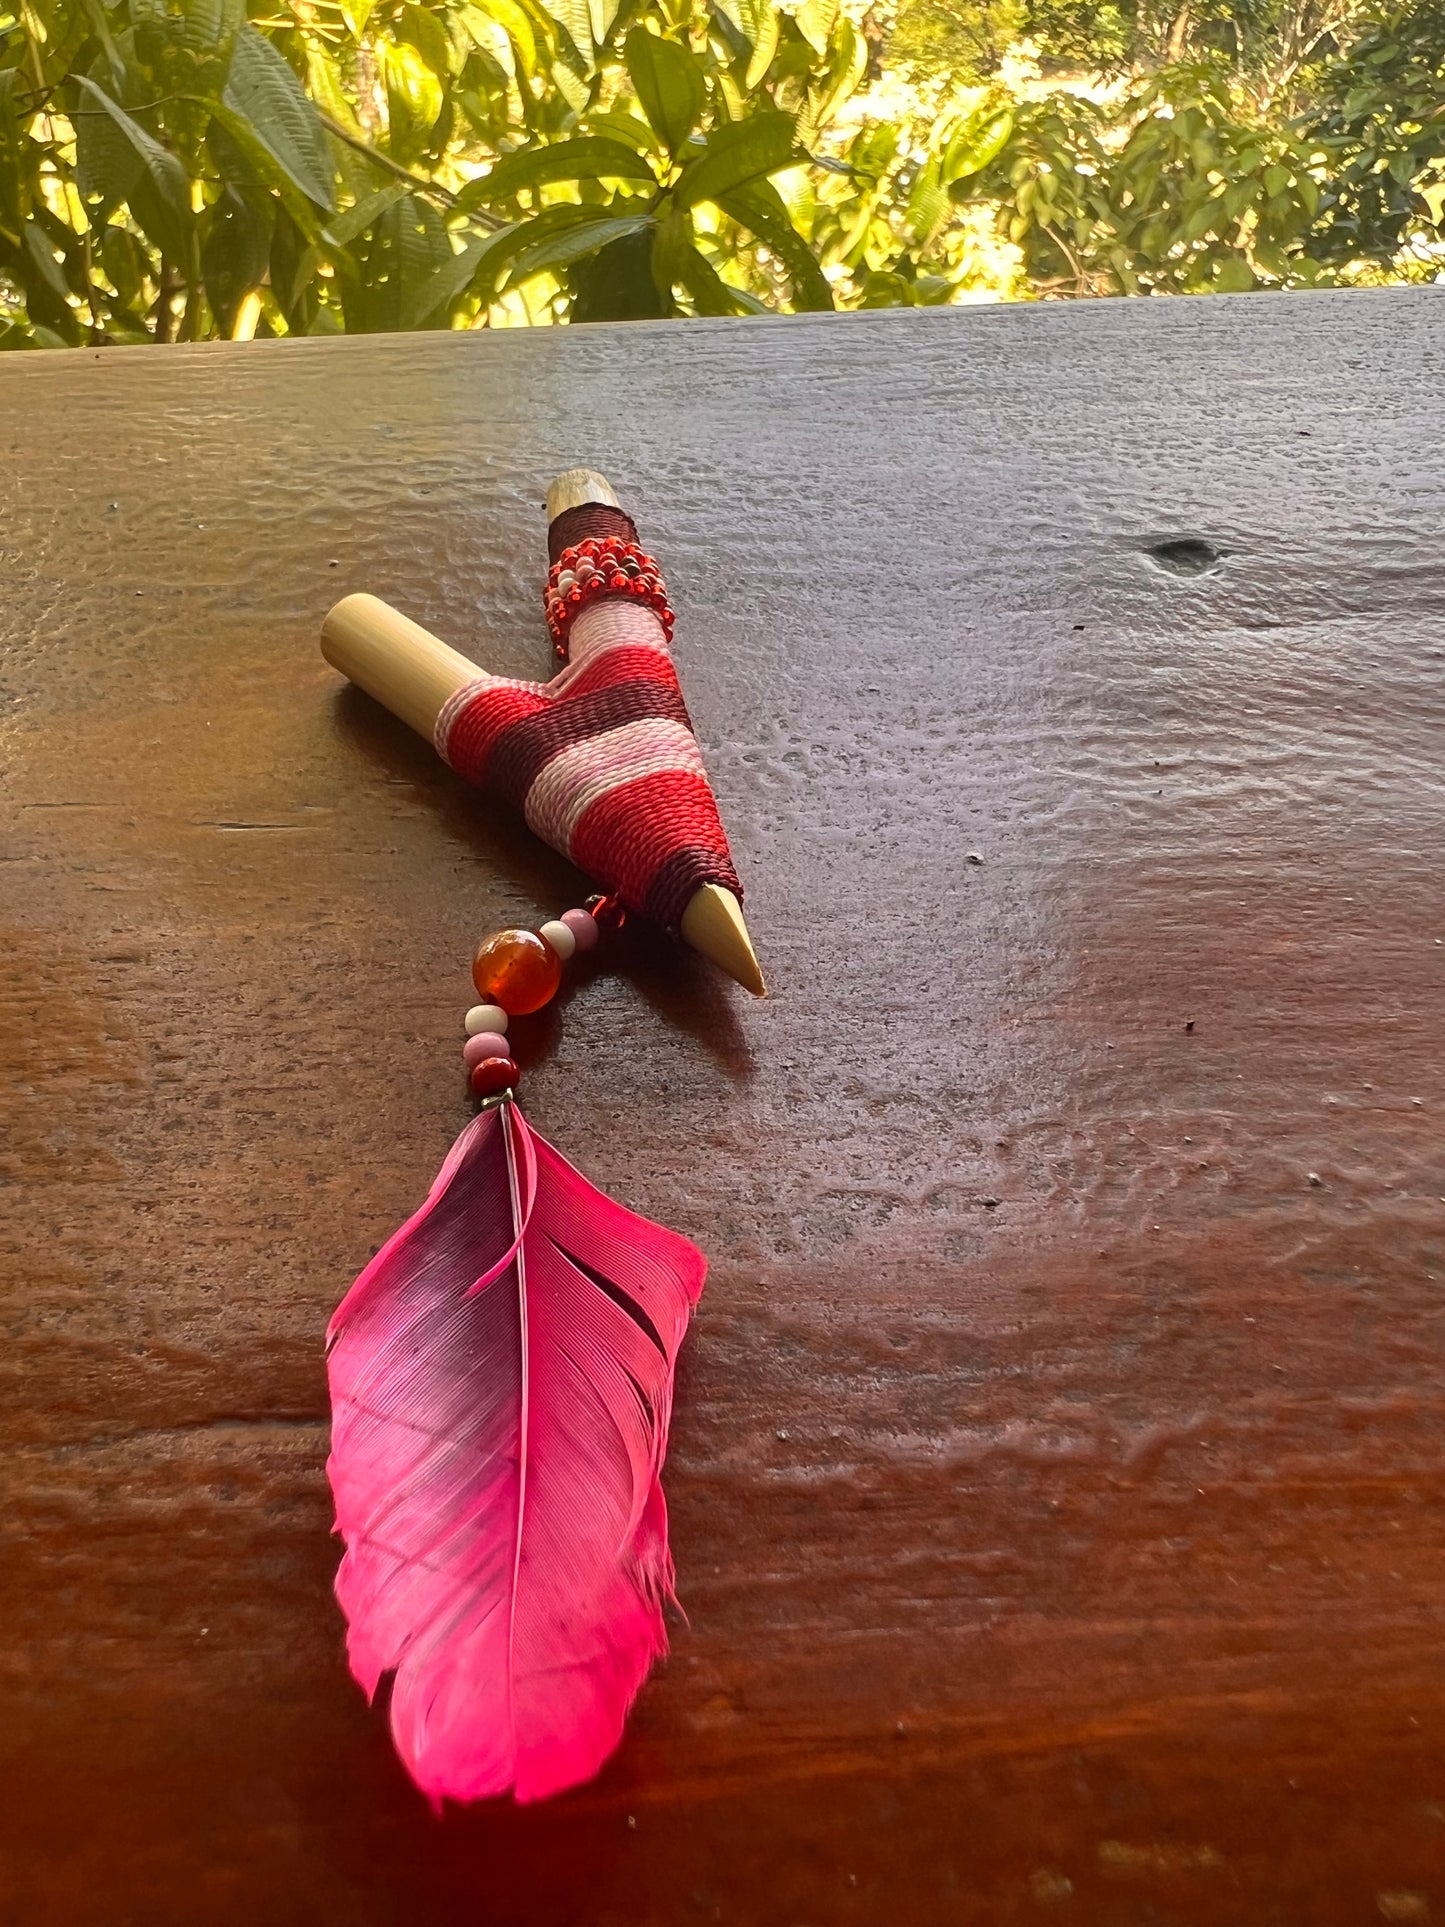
xmin=471 ymin=928 xmax=562 ymax=1016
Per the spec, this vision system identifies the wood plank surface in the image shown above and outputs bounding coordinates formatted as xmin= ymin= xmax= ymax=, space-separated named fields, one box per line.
xmin=2 ymin=291 xmax=1443 ymax=1926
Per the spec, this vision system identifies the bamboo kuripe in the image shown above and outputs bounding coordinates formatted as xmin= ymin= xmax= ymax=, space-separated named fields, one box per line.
xmin=320 ymin=470 xmax=765 ymax=997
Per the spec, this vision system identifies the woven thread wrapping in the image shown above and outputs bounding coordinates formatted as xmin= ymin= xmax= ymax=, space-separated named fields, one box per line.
xmin=436 ymin=521 xmax=743 ymax=932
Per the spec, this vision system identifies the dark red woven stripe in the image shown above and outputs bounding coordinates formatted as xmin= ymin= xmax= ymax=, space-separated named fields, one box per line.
xmin=644 ymin=843 xmax=746 ymax=931
xmin=446 ymin=683 xmax=547 ymax=786
xmin=548 ymin=503 xmax=638 ymax=564
xmin=480 ymin=678 xmax=695 ymax=807
xmin=571 ymin=769 xmax=741 ymax=929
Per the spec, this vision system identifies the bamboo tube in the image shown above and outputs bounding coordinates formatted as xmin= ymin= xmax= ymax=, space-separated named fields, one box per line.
xmin=320 ymin=475 xmax=766 ymax=997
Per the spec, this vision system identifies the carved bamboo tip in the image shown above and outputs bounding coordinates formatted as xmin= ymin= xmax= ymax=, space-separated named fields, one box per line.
xmin=546 ymin=469 xmax=622 ymax=519
xmin=680 ymin=884 xmax=766 ymax=998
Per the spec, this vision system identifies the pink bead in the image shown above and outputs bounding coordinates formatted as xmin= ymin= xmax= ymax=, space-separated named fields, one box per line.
xmin=463 ymin=1031 xmax=510 ymax=1068
xmin=560 ymin=908 xmax=599 ymax=952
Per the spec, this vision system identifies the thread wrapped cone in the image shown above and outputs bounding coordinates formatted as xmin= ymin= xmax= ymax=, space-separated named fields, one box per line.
xmin=321 ymin=474 xmax=765 ymax=997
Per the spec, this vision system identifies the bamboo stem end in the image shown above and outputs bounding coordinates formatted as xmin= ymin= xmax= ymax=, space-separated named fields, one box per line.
xmin=680 ymin=885 xmax=766 ymax=997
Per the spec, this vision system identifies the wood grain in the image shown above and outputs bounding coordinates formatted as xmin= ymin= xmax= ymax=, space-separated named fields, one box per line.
xmin=2 ymin=292 xmax=1443 ymax=1926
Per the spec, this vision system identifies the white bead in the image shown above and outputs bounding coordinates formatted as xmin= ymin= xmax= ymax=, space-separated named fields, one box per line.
xmin=539 ymin=919 xmax=576 ymax=961
xmin=465 ymin=1004 xmax=508 ymax=1036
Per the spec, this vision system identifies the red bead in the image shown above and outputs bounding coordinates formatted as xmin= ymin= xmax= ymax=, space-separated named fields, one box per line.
xmin=472 ymin=928 xmax=563 ymax=1014
xmin=585 ymin=892 xmax=626 ymax=932
xmin=469 ymin=1056 xmax=519 ymax=1098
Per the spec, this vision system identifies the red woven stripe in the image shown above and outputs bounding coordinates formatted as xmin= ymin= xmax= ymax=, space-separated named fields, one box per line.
xmin=446 ymin=684 xmax=547 ymax=787
xmin=482 ymin=678 xmax=695 ymax=808
xmin=571 ymin=769 xmax=740 ymax=928
xmin=562 ymin=643 xmax=679 ymax=704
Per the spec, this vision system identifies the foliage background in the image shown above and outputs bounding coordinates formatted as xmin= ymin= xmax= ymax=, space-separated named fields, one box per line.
xmin=1 ymin=0 xmax=1442 ymax=343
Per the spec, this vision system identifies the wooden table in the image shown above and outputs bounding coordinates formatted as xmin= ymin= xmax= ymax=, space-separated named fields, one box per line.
xmin=3 ymin=292 xmax=1442 ymax=1925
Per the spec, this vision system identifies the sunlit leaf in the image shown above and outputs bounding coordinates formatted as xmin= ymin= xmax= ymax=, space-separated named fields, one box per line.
xmin=944 ymin=102 xmax=1013 ymax=187
xmin=743 ymin=2 xmax=780 ymax=90
xmin=624 ymin=26 xmax=704 ymax=155
xmin=585 ymin=110 xmax=663 ymax=154
xmin=379 ymin=41 xmax=445 ymax=162
xmin=399 ymin=3 xmax=456 ymax=78
xmin=718 ymin=177 xmax=833 ymax=306
xmin=549 ymin=0 xmax=595 ymax=62
xmin=791 ymin=0 xmax=836 ymax=55
xmin=674 ymin=109 xmax=795 ymax=209
xmin=459 ymin=135 xmax=656 ymax=206
xmin=552 ymin=62 xmax=591 ymax=113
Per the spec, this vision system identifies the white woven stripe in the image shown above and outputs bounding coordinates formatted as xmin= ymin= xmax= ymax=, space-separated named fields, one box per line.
xmin=524 ymin=718 xmax=705 ymax=854
xmin=433 ymin=673 xmax=534 ymax=761
xmin=561 ymin=597 xmax=670 ymax=682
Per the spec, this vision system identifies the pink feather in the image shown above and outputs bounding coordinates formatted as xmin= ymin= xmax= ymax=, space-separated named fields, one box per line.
xmin=325 ymin=1099 xmax=706 ymax=1804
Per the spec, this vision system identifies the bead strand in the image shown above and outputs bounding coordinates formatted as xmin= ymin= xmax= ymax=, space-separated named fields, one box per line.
xmin=461 ymin=896 xmax=621 ymax=1098
xmin=543 ymin=538 xmax=674 ymax=659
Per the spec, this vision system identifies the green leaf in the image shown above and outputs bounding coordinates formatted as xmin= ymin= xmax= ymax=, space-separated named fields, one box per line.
xmin=202 ymin=185 xmax=271 ymax=328
xmin=74 ymin=77 xmax=191 ymax=258
xmin=399 ymin=225 xmax=516 ymax=326
xmin=321 ymin=185 xmax=410 ymax=248
xmin=674 ymin=110 xmax=796 ymax=210
xmin=625 ymin=27 xmax=704 ymax=155
xmin=1214 ymin=256 xmax=1255 ymax=292
xmin=23 ymin=220 xmax=71 ymax=299
xmin=468 ymin=0 xmax=539 ymax=78
xmin=131 ymin=0 xmax=245 ymax=98
xmin=552 ymin=61 xmax=591 ymax=114
xmin=458 ymin=135 xmax=656 ymax=207
xmin=73 ymin=73 xmax=144 ymax=213
xmin=661 ymin=232 xmax=769 ymax=314
xmin=270 ymin=203 xmax=320 ymax=325
xmin=549 ymin=0 xmax=595 ymax=61
xmin=809 ymin=15 xmax=865 ymax=132
xmin=717 ymin=178 xmax=833 ymax=308
xmin=343 ymin=191 xmax=453 ymax=331
xmin=944 ymin=103 xmax=1013 ymax=187
xmin=223 ymin=27 xmax=336 ymax=210
xmin=792 ymin=0 xmax=836 ymax=54
xmin=906 ymin=154 xmax=949 ymax=247
xmin=206 ymin=104 xmax=320 ymax=241
xmin=588 ymin=0 xmax=621 ymax=48
xmin=380 ymin=40 xmax=445 ymax=162
xmin=584 ymin=110 xmax=663 ymax=154
xmin=397 ymin=2 xmax=456 ymax=76
xmin=743 ymin=2 xmax=780 ymax=91
xmin=506 ymin=208 xmax=653 ymax=285
xmin=571 ymin=224 xmax=674 ymax=320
